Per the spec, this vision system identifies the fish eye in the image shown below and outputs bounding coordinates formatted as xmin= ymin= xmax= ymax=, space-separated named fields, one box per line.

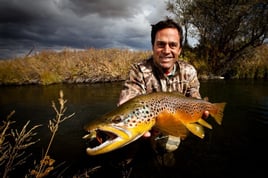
xmin=112 ymin=116 xmax=122 ymax=123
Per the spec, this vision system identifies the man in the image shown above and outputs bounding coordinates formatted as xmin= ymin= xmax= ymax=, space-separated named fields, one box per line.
xmin=117 ymin=18 xmax=209 ymax=162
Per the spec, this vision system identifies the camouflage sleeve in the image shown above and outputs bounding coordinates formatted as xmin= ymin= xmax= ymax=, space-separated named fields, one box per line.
xmin=117 ymin=64 xmax=146 ymax=106
xmin=185 ymin=65 xmax=201 ymax=99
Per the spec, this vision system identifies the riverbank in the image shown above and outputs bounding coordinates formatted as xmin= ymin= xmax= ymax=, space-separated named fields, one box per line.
xmin=0 ymin=48 xmax=151 ymax=85
xmin=0 ymin=46 xmax=267 ymax=85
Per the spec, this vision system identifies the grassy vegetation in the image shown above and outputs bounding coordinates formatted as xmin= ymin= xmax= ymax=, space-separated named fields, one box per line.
xmin=0 ymin=91 xmax=76 ymax=177
xmin=0 ymin=45 xmax=267 ymax=85
xmin=0 ymin=48 xmax=151 ymax=85
xmin=183 ymin=44 xmax=268 ymax=79
xmin=224 ymin=45 xmax=268 ymax=79
xmin=0 ymin=111 xmax=41 ymax=178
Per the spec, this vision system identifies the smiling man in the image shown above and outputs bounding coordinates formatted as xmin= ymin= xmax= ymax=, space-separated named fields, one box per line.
xmin=117 ymin=18 xmax=208 ymax=160
xmin=118 ymin=18 xmax=202 ymax=106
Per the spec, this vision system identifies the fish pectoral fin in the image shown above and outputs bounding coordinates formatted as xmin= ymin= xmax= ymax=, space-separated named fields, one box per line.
xmin=185 ymin=123 xmax=205 ymax=139
xmin=155 ymin=111 xmax=188 ymax=139
xmin=198 ymin=118 xmax=212 ymax=129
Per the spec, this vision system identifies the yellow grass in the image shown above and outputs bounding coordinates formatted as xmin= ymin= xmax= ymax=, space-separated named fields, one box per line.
xmin=0 ymin=48 xmax=152 ymax=85
xmin=0 ymin=45 xmax=267 ymax=85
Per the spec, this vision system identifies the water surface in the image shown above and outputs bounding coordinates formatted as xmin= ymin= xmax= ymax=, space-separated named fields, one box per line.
xmin=0 ymin=80 xmax=267 ymax=177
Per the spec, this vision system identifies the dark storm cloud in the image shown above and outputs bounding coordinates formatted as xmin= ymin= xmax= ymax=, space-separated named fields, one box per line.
xmin=0 ymin=0 xmax=170 ymax=59
xmin=66 ymin=0 xmax=147 ymax=18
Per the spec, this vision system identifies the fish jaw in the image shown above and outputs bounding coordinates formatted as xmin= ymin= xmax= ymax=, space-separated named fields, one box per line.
xmin=83 ymin=124 xmax=147 ymax=156
xmin=83 ymin=100 xmax=157 ymax=156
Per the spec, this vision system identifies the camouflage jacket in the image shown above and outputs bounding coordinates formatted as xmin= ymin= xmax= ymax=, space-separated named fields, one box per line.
xmin=117 ymin=57 xmax=201 ymax=106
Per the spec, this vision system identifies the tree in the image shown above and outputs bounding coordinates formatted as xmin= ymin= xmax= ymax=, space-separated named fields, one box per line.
xmin=166 ymin=0 xmax=192 ymax=47
xmin=167 ymin=0 xmax=268 ymax=75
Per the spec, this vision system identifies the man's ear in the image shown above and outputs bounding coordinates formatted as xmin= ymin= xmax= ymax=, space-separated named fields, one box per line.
xmin=178 ymin=47 xmax=182 ymax=56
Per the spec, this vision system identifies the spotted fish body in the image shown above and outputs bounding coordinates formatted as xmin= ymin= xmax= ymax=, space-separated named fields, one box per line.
xmin=83 ymin=92 xmax=226 ymax=155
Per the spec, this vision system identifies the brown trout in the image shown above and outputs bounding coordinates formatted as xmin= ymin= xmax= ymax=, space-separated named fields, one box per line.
xmin=83 ymin=92 xmax=226 ymax=156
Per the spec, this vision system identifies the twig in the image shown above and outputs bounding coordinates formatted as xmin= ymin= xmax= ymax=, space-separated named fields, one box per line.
xmin=0 ymin=111 xmax=41 ymax=178
xmin=32 ymin=90 xmax=75 ymax=178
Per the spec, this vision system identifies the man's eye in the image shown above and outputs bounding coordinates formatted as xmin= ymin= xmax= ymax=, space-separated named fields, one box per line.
xmin=169 ymin=42 xmax=178 ymax=48
xmin=112 ymin=116 xmax=122 ymax=123
xmin=157 ymin=42 xmax=165 ymax=48
xmin=156 ymin=41 xmax=178 ymax=49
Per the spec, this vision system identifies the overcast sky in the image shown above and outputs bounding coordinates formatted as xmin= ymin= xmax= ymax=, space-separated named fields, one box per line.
xmin=0 ymin=0 xmax=174 ymax=59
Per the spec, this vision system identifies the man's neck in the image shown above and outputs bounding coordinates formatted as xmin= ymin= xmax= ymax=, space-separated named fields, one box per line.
xmin=163 ymin=65 xmax=176 ymax=77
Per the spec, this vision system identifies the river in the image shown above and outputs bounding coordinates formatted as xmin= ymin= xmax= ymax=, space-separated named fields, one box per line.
xmin=0 ymin=79 xmax=267 ymax=178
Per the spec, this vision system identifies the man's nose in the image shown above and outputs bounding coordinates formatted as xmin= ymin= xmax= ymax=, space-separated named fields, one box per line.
xmin=163 ymin=44 xmax=171 ymax=53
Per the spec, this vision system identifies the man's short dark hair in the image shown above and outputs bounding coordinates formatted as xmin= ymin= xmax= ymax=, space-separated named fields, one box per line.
xmin=151 ymin=18 xmax=183 ymax=47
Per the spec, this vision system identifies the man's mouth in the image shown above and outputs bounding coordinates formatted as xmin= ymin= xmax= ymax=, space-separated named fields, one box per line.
xmin=160 ymin=56 xmax=173 ymax=61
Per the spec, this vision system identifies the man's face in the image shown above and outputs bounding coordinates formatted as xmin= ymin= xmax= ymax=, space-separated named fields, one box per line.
xmin=152 ymin=28 xmax=182 ymax=73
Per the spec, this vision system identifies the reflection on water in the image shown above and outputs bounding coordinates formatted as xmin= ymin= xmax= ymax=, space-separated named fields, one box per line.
xmin=0 ymin=80 xmax=268 ymax=177
xmin=249 ymin=97 xmax=268 ymax=124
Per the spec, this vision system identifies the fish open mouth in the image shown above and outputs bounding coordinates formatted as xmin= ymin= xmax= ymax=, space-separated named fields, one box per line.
xmin=83 ymin=125 xmax=134 ymax=155
xmin=83 ymin=129 xmax=118 ymax=148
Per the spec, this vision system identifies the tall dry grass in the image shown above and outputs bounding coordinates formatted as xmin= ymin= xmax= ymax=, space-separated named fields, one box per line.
xmin=0 ymin=90 xmax=75 ymax=178
xmin=0 ymin=48 xmax=152 ymax=85
xmin=0 ymin=45 xmax=267 ymax=85
xmin=0 ymin=111 xmax=41 ymax=178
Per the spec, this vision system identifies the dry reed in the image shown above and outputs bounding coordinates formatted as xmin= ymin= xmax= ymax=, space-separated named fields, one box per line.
xmin=0 ymin=111 xmax=41 ymax=178
xmin=0 ymin=46 xmax=267 ymax=84
xmin=0 ymin=90 xmax=75 ymax=178
xmin=0 ymin=48 xmax=152 ymax=85
xmin=29 ymin=90 xmax=75 ymax=177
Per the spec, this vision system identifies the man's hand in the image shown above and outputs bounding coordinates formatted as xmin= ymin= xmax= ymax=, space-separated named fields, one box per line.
xmin=143 ymin=110 xmax=210 ymax=138
xmin=203 ymin=110 xmax=210 ymax=119
xmin=143 ymin=131 xmax=151 ymax=137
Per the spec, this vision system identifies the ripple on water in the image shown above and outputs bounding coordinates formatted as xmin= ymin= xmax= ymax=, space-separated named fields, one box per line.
xmin=249 ymin=96 xmax=268 ymax=124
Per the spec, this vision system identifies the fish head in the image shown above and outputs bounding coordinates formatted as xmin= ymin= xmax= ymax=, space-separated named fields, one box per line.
xmin=83 ymin=101 xmax=156 ymax=156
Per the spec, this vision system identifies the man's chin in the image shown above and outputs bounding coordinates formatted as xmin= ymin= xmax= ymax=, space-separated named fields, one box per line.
xmin=159 ymin=62 xmax=173 ymax=69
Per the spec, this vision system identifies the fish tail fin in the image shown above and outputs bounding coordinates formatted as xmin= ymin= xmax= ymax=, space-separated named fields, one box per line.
xmin=210 ymin=102 xmax=227 ymax=125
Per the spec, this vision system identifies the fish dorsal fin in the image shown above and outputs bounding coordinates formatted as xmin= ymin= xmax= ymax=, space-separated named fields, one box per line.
xmin=168 ymin=92 xmax=185 ymax=97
